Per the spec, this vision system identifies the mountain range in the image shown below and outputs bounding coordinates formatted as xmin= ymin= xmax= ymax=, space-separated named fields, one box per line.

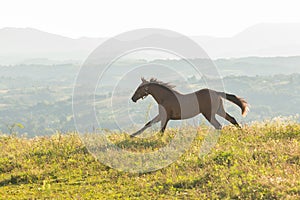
xmin=1 ymin=23 xmax=300 ymax=64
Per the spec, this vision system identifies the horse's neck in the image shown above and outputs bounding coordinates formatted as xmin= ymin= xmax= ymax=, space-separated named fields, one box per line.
xmin=149 ymin=84 xmax=178 ymax=104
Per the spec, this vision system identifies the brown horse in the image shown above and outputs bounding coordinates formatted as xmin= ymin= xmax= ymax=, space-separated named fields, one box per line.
xmin=131 ymin=78 xmax=248 ymax=137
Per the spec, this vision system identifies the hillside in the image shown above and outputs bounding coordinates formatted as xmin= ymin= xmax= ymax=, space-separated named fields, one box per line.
xmin=0 ymin=120 xmax=299 ymax=199
xmin=1 ymin=67 xmax=299 ymax=136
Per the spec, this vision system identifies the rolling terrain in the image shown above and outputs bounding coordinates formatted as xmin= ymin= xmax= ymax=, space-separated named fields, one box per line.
xmin=0 ymin=120 xmax=299 ymax=199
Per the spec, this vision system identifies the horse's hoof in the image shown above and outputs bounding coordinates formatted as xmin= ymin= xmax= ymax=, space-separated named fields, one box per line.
xmin=130 ymin=133 xmax=138 ymax=138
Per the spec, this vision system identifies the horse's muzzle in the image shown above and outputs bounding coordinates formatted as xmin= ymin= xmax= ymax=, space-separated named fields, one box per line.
xmin=131 ymin=97 xmax=137 ymax=103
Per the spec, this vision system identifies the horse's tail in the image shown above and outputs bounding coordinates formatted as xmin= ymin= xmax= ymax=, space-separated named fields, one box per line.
xmin=217 ymin=92 xmax=249 ymax=117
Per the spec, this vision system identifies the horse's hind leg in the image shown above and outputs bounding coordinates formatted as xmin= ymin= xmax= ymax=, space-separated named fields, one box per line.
xmin=203 ymin=113 xmax=222 ymax=130
xmin=224 ymin=113 xmax=241 ymax=128
xmin=210 ymin=116 xmax=222 ymax=130
xmin=216 ymin=102 xmax=241 ymax=128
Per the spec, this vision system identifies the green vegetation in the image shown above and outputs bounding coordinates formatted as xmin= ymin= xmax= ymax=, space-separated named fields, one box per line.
xmin=1 ymin=58 xmax=300 ymax=136
xmin=0 ymin=120 xmax=299 ymax=199
xmin=1 ymin=57 xmax=300 ymax=137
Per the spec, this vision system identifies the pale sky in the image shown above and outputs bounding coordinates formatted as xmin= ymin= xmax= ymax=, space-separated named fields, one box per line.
xmin=1 ymin=0 xmax=300 ymax=38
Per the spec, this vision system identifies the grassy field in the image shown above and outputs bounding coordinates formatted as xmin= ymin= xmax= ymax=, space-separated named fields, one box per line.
xmin=0 ymin=120 xmax=299 ymax=199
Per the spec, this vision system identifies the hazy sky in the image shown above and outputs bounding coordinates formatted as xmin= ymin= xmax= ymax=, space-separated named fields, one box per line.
xmin=1 ymin=0 xmax=300 ymax=38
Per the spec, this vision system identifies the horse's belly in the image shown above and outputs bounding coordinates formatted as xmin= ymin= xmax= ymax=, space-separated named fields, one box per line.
xmin=170 ymin=111 xmax=199 ymax=120
xmin=171 ymin=94 xmax=200 ymax=119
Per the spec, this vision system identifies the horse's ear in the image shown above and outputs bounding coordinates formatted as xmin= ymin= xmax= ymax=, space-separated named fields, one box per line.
xmin=141 ymin=77 xmax=147 ymax=83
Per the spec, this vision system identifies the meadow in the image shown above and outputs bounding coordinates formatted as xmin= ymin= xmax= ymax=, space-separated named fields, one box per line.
xmin=0 ymin=119 xmax=299 ymax=199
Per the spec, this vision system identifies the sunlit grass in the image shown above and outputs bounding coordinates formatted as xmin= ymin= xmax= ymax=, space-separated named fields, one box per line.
xmin=0 ymin=119 xmax=299 ymax=199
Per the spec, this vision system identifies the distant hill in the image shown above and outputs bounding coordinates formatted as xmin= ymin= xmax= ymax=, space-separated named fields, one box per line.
xmin=1 ymin=23 xmax=300 ymax=64
xmin=0 ymin=27 xmax=104 ymax=64
xmin=214 ymin=56 xmax=300 ymax=76
xmin=197 ymin=23 xmax=300 ymax=58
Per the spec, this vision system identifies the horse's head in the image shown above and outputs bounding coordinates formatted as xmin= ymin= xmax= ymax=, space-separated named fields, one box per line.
xmin=131 ymin=77 xmax=150 ymax=103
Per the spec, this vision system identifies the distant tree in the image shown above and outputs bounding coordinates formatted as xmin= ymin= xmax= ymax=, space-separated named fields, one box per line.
xmin=6 ymin=123 xmax=24 ymax=137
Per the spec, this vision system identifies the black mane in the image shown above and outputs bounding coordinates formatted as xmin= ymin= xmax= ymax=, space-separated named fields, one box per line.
xmin=146 ymin=78 xmax=176 ymax=91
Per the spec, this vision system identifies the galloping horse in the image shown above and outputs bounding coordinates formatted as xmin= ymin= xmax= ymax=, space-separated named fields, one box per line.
xmin=131 ymin=78 xmax=248 ymax=137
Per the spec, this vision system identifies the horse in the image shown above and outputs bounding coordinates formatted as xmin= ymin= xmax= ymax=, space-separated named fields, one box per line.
xmin=130 ymin=77 xmax=249 ymax=137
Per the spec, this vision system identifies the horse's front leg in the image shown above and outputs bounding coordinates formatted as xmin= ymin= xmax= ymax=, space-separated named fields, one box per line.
xmin=159 ymin=106 xmax=169 ymax=133
xmin=160 ymin=116 xmax=169 ymax=133
xmin=130 ymin=115 xmax=160 ymax=137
